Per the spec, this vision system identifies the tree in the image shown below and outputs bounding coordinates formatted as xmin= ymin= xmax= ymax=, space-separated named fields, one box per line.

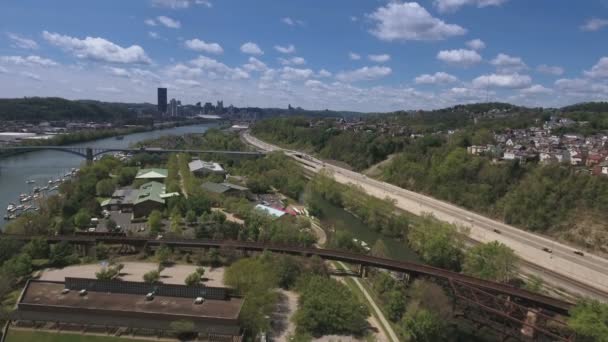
xmin=407 ymin=215 xmax=463 ymax=271
xmin=143 ymin=270 xmax=161 ymax=283
xmin=155 ymin=244 xmax=172 ymax=265
xmin=73 ymin=210 xmax=91 ymax=229
xmin=95 ymin=264 xmax=123 ymax=280
xmin=185 ymin=210 xmax=197 ymax=225
xmin=275 ymin=255 xmax=303 ymax=289
xmin=463 ymin=241 xmax=517 ymax=283
xmin=95 ymin=243 xmax=110 ymax=260
xmin=371 ymin=239 xmax=389 ymax=259
xmin=96 ymin=179 xmax=115 ymax=197
xmin=4 ymin=253 xmax=33 ymax=278
xmin=401 ymin=308 xmax=446 ymax=342
xmin=294 ymin=275 xmax=369 ymax=336
xmin=386 ymin=290 xmax=406 ymax=322
xmin=148 ymin=210 xmax=163 ymax=235
xmin=185 ymin=272 xmax=201 ymax=286
xmin=169 ymin=320 xmax=196 ymax=340
xmin=23 ymin=237 xmax=49 ymax=259
xmin=49 ymin=241 xmax=77 ymax=267
xmin=568 ymin=299 xmax=608 ymax=341
xmin=170 ymin=212 xmax=182 ymax=235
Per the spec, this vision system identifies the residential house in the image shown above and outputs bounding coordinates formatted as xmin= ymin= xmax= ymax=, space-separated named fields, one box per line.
xmin=201 ymin=182 xmax=250 ymax=197
xmin=135 ymin=168 xmax=168 ymax=182
xmin=132 ymin=181 xmax=179 ymax=218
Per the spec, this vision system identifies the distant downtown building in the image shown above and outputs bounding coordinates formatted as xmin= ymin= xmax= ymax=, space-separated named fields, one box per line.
xmin=157 ymin=87 xmax=167 ymax=115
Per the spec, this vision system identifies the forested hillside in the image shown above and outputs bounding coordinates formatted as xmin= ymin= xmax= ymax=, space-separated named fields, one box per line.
xmin=252 ymin=115 xmax=608 ymax=252
xmin=0 ymin=97 xmax=138 ymax=122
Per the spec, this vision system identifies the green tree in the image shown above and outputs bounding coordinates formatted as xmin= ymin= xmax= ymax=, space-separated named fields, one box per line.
xmin=49 ymin=241 xmax=77 ymax=267
xmin=23 ymin=237 xmax=50 ymax=259
xmin=170 ymin=212 xmax=182 ymax=235
xmin=169 ymin=320 xmax=196 ymax=339
xmin=73 ymin=210 xmax=91 ymax=229
xmin=148 ymin=210 xmax=163 ymax=235
xmin=185 ymin=272 xmax=201 ymax=286
xmin=568 ymin=299 xmax=608 ymax=341
xmin=407 ymin=215 xmax=463 ymax=271
xmin=95 ymin=243 xmax=110 ymax=260
xmin=294 ymin=275 xmax=369 ymax=336
xmin=463 ymin=241 xmax=518 ymax=283
xmin=185 ymin=210 xmax=197 ymax=224
xmin=143 ymin=269 xmax=161 ymax=283
xmin=95 ymin=179 xmax=115 ymax=197
xmin=401 ymin=308 xmax=446 ymax=342
xmin=386 ymin=290 xmax=407 ymax=322
xmin=4 ymin=253 xmax=33 ymax=277
xmin=155 ymin=244 xmax=172 ymax=265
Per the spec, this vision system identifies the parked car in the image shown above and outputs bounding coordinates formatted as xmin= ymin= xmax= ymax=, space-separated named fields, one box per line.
xmin=574 ymin=250 xmax=585 ymax=256
xmin=542 ymin=247 xmax=553 ymax=253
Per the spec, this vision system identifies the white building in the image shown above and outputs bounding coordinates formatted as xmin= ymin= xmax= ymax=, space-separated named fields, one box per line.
xmin=188 ymin=160 xmax=226 ymax=176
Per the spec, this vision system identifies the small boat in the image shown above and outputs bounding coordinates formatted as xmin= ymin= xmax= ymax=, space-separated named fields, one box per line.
xmin=33 ymin=187 xmax=41 ymax=193
xmin=15 ymin=204 xmax=25 ymax=211
xmin=20 ymin=196 xmax=32 ymax=203
xmin=23 ymin=205 xmax=33 ymax=211
xmin=48 ymin=180 xmax=53 ymax=185
xmin=7 ymin=203 xmax=16 ymax=211
xmin=33 ymin=193 xmax=41 ymax=199
xmin=41 ymin=185 xmax=49 ymax=191
xmin=53 ymin=178 xmax=61 ymax=184
xmin=19 ymin=193 xmax=28 ymax=199
xmin=26 ymin=180 xmax=36 ymax=184
xmin=50 ymin=185 xmax=59 ymax=191
xmin=64 ymin=172 xmax=72 ymax=178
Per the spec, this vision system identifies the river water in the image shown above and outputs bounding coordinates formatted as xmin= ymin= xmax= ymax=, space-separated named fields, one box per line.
xmin=0 ymin=124 xmax=213 ymax=229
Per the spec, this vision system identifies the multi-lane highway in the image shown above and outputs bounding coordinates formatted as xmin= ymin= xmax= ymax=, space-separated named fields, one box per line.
xmin=243 ymin=132 xmax=608 ymax=300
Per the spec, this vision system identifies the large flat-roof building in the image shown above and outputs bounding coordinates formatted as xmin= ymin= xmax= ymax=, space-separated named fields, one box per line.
xmin=189 ymin=160 xmax=226 ymax=176
xmin=11 ymin=278 xmax=244 ymax=340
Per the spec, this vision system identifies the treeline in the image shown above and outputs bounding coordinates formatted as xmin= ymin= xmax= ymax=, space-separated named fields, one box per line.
xmin=252 ymin=117 xmax=405 ymax=170
xmin=0 ymin=97 xmax=138 ymax=122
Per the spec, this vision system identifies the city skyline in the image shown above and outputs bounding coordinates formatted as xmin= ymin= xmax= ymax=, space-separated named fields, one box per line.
xmin=0 ymin=0 xmax=607 ymax=111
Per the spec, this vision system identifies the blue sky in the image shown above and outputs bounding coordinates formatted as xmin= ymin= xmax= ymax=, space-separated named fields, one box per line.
xmin=0 ymin=0 xmax=607 ymax=111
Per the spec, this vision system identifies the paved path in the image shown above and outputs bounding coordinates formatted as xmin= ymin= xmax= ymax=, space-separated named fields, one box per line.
xmin=337 ymin=261 xmax=400 ymax=342
xmin=243 ymin=132 xmax=608 ymax=299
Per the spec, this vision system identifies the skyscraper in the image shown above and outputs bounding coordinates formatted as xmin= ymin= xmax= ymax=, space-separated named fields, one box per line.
xmin=157 ymin=88 xmax=167 ymax=115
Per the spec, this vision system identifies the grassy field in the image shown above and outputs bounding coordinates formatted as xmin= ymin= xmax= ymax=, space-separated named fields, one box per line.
xmin=5 ymin=330 xmax=149 ymax=342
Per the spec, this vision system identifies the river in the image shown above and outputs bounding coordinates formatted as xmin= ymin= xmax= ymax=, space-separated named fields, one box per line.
xmin=314 ymin=197 xmax=420 ymax=263
xmin=0 ymin=124 xmax=214 ymax=229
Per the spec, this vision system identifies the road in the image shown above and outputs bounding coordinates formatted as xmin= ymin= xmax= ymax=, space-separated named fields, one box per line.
xmin=243 ymin=132 xmax=608 ymax=299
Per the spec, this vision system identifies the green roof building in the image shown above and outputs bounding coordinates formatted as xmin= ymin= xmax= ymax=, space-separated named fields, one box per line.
xmin=135 ymin=168 xmax=168 ymax=181
xmin=133 ymin=181 xmax=166 ymax=218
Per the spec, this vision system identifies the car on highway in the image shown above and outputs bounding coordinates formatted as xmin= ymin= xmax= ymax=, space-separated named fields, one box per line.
xmin=493 ymin=229 xmax=501 ymax=234
xmin=465 ymin=216 xmax=473 ymax=222
xmin=542 ymin=247 xmax=553 ymax=253
xmin=574 ymin=250 xmax=585 ymax=256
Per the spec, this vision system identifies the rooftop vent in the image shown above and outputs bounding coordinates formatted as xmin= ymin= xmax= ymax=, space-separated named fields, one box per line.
xmin=194 ymin=297 xmax=205 ymax=305
xmin=146 ymin=292 xmax=154 ymax=301
xmin=79 ymin=289 xmax=87 ymax=296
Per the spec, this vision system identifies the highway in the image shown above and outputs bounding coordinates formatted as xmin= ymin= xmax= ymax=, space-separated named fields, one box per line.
xmin=242 ymin=132 xmax=608 ymax=300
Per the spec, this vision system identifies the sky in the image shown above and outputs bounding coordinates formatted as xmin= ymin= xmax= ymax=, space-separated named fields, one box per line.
xmin=0 ymin=0 xmax=607 ymax=112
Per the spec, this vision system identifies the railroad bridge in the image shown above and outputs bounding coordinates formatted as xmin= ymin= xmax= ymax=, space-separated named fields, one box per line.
xmin=0 ymin=146 xmax=266 ymax=163
xmin=3 ymin=235 xmax=577 ymax=341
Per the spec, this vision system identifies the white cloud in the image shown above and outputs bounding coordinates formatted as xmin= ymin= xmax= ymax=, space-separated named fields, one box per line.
xmin=148 ymin=31 xmax=161 ymax=39
xmin=536 ymin=64 xmax=564 ymax=76
xmin=317 ymin=69 xmax=332 ymax=77
xmin=281 ymin=17 xmax=304 ymax=26
xmin=279 ymin=57 xmax=306 ymax=66
xmin=368 ymin=54 xmax=391 ymax=63
xmin=106 ymin=67 xmax=131 ymax=78
xmin=176 ymin=79 xmax=201 ymax=87
xmin=580 ymin=18 xmax=608 ymax=32
xmin=144 ymin=18 xmax=157 ymax=26
xmin=350 ymin=16 xmax=358 ymax=22
xmin=166 ymin=63 xmax=202 ymax=78
xmin=521 ymin=84 xmax=552 ymax=95
xmin=7 ymin=33 xmax=38 ymax=50
xmin=184 ymin=39 xmax=223 ymax=54
xmin=415 ymin=72 xmax=458 ymax=84
xmin=349 ymin=52 xmax=361 ymax=60
xmin=274 ymin=44 xmax=296 ymax=54
xmin=436 ymin=49 xmax=482 ymax=66
xmin=0 ymin=55 xmax=58 ymax=67
xmin=280 ymin=67 xmax=314 ymax=80
xmin=20 ymin=71 xmax=42 ymax=81
xmin=243 ymin=57 xmax=268 ymax=72
xmin=190 ymin=55 xmax=250 ymax=80
xmin=584 ymin=57 xmax=608 ymax=79
xmin=152 ymin=0 xmax=212 ymax=9
xmin=0 ymin=66 xmax=8 ymax=73
xmin=240 ymin=42 xmax=263 ymax=55
xmin=336 ymin=66 xmax=392 ymax=82
xmin=466 ymin=38 xmax=485 ymax=50
xmin=43 ymin=31 xmax=151 ymax=64
xmin=434 ymin=0 xmax=509 ymax=13
xmin=157 ymin=16 xmax=181 ymax=29
xmin=96 ymin=86 xmax=121 ymax=93
xmin=472 ymin=73 xmax=532 ymax=89
xmin=368 ymin=2 xmax=466 ymax=41
xmin=490 ymin=53 xmax=527 ymax=72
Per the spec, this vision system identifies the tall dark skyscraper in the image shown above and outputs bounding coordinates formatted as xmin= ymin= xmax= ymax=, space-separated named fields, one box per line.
xmin=157 ymin=88 xmax=167 ymax=114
